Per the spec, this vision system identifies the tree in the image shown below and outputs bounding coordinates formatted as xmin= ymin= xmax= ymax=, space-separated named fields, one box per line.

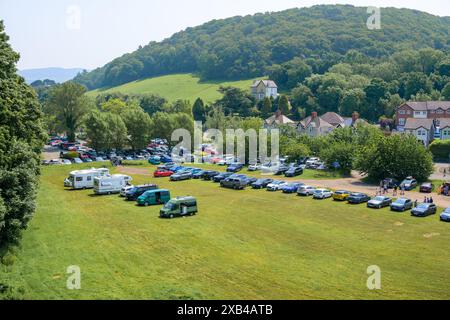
xmin=165 ymin=99 xmax=192 ymax=115
xmin=105 ymin=113 xmax=128 ymax=150
xmin=151 ymin=112 xmax=194 ymax=147
xmin=83 ymin=110 xmax=109 ymax=152
xmin=0 ymin=20 xmax=46 ymax=247
xmin=101 ymin=98 xmax=127 ymax=114
xmin=441 ymin=82 xmax=450 ymax=100
xmin=261 ymin=97 xmax=272 ymax=119
xmin=320 ymin=142 xmax=355 ymax=176
xmin=192 ymin=98 xmax=206 ymax=122
xmin=354 ymin=134 xmax=433 ymax=182
xmin=284 ymin=143 xmax=311 ymax=162
xmin=404 ymin=72 xmax=433 ymax=99
xmin=216 ymin=86 xmax=255 ymax=116
xmin=121 ymin=107 xmax=153 ymax=150
xmin=46 ymin=82 xmax=91 ymax=142
xmin=278 ymin=95 xmax=290 ymax=115
xmin=339 ymin=88 xmax=366 ymax=117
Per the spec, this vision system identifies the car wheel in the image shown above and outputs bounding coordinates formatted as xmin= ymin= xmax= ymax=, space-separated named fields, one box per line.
xmin=169 ymin=214 xmax=174 ymax=219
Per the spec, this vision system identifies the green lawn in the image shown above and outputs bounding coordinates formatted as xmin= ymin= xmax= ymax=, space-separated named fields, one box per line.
xmin=1 ymin=162 xmax=450 ymax=299
xmin=86 ymin=73 xmax=263 ymax=103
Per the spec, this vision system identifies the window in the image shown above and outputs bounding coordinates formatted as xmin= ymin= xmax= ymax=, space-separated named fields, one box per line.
xmin=76 ymin=177 xmax=83 ymax=182
xmin=446 ymin=110 xmax=450 ymax=114
xmin=437 ymin=109 xmax=444 ymax=114
xmin=399 ymin=110 xmax=406 ymax=115
xmin=399 ymin=118 xmax=406 ymax=126
xmin=87 ymin=176 xmax=92 ymax=181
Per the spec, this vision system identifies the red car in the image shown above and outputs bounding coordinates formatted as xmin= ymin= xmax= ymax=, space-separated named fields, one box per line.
xmin=153 ymin=169 xmax=174 ymax=178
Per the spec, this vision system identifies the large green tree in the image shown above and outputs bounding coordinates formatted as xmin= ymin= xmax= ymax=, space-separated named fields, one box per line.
xmin=121 ymin=107 xmax=153 ymax=150
xmin=0 ymin=21 xmax=46 ymax=246
xmin=46 ymin=82 xmax=92 ymax=142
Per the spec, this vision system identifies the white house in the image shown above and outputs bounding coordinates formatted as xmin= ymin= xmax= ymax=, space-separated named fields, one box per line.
xmin=403 ymin=118 xmax=435 ymax=146
xmin=251 ymin=80 xmax=278 ymax=100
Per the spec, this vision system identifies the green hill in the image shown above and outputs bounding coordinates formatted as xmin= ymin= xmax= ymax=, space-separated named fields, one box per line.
xmin=74 ymin=5 xmax=450 ymax=90
xmin=87 ymin=73 xmax=262 ymax=103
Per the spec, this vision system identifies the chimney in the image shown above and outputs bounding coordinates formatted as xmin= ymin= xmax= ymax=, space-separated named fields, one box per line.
xmin=311 ymin=111 xmax=318 ymax=119
xmin=352 ymin=112 xmax=359 ymax=122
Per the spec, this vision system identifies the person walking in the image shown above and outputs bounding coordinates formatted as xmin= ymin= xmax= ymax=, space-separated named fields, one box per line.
xmin=400 ymin=185 xmax=405 ymax=196
xmin=430 ymin=197 xmax=434 ymax=204
xmin=393 ymin=185 xmax=398 ymax=196
xmin=414 ymin=199 xmax=418 ymax=208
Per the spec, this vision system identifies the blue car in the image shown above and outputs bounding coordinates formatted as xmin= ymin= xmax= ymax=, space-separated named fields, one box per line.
xmin=440 ymin=207 xmax=450 ymax=222
xmin=160 ymin=155 xmax=173 ymax=163
xmin=281 ymin=183 xmax=304 ymax=194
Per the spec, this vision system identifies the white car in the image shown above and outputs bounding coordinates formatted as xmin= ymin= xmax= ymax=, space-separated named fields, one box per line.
xmin=248 ymin=163 xmax=262 ymax=171
xmin=218 ymin=156 xmax=235 ymax=166
xmin=312 ymin=189 xmax=332 ymax=199
xmin=120 ymin=185 xmax=135 ymax=197
xmin=306 ymin=157 xmax=320 ymax=168
xmin=266 ymin=180 xmax=288 ymax=191
xmin=297 ymin=185 xmax=316 ymax=196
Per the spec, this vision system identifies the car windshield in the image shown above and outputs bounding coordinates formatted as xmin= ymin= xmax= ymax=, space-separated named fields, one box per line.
xmin=374 ymin=196 xmax=385 ymax=201
xmin=163 ymin=202 xmax=176 ymax=210
xmin=395 ymin=199 xmax=407 ymax=204
xmin=403 ymin=180 xmax=413 ymax=184
xmin=444 ymin=208 xmax=450 ymax=213
xmin=417 ymin=204 xmax=428 ymax=209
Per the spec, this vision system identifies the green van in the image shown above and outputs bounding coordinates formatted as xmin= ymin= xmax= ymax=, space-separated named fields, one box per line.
xmin=137 ymin=189 xmax=171 ymax=206
xmin=160 ymin=196 xmax=198 ymax=219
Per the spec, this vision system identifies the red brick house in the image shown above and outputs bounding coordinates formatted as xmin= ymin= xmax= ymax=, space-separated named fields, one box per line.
xmin=396 ymin=101 xmax=450 ymax=130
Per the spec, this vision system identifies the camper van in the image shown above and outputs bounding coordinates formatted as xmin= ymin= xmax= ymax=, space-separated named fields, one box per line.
xmin=159 ymin=196 xmax=198 ymax=219
xmin=64 ymin=168 xmax=110 ymax=189
xmin=93 ymin=174 xmax=133 ymax=195
xmin=137 ymin=189 xmax=171 ymax=206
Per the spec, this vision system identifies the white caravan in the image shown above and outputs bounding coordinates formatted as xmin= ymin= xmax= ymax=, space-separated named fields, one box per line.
xmin=93 ymin=174 xmax=133 ymax=195
xmin=64 ymin=168 xmax=110 ymax=189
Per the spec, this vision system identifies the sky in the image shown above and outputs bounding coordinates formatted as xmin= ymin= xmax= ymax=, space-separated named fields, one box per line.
xmin=1 ymin=0 xmax=449 ymax=71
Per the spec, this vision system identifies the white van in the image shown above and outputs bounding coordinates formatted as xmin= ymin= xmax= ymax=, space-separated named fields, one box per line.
xmin=64 ymin=168 xmax=110 ymax=189
xmin=93 ymin=174 xmax=133 ymax=195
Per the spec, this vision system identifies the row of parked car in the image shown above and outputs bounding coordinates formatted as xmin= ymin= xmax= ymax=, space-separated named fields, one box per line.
xmin=152 ymin=163 xmax=450 ymax=222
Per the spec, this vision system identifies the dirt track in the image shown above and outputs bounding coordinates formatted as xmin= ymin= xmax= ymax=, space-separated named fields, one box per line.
xmin=117 ymin=166 xmax=450 ymax=208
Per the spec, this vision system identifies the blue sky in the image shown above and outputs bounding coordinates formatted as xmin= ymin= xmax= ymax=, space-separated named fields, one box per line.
xmin=1 ymin=0 xmax=449 ymax=70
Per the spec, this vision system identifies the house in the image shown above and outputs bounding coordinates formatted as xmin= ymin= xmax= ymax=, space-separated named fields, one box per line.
xmin=264 ymin=110 xmax=295 ymax=129
xmin=251 ymin=80 xmax=278 ymax=100
xmin=298 ymin=112 xmax=335 ymax=137
xmin=395 ymin=101 xmax=450 ymax=130
xmin=438 ymin=119 xmax=450 ymax=140
xmin=298 ymin=112 xmax=365 ymax=137
xmin=403 ymin=118 xmax=435 ymax=146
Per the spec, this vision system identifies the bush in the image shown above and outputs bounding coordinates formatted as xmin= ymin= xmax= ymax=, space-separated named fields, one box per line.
xmin=62 ymin=151 xmax=79 ymax=159
xmin=429 ymin=140 xmax=450 ymax=161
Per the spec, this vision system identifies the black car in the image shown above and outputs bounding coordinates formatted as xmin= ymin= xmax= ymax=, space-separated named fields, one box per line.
xmin=125 ymin=184 xmax=158 ymax=201
xmin=227 ymin=163 xmax=244 ymax=173
xmin=220 ymin=177 xmax=247 ymax=190
xmin=202 ymin=170 xmax=221 ymax=181
xmin=243 ymin=177 xmax=258 ymax=186
xmin=192 ymin=170 xmax=205 ymax=179
xmin=383 ymin=178 xmax=399 ymax=189
xmin=284 ymin=166 xmax=303 ymax=177
xmin=347 ymin=193 xmax=371 ymax=204
xmin=170 ymin=171 xmax=192 ymax=181
xmin=213 ymin=172 xmax=234 ymax=183
xmin=390 ymin=198 xmax=413 ymax=212
xmin=419 ymin=183 xmax=434 ymax=193
xmin=411 ymin=203 xmax=437 ymax=217
xmin=251 ymin=178 xmax=274 ymax=189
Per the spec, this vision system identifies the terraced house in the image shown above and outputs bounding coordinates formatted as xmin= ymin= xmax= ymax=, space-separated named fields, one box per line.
xmin=395 ymin=101 xmax=450 ymax=131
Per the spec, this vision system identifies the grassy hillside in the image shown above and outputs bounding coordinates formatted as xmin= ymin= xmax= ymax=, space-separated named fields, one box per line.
xmin=2 ymin=162 xmax=450 ymax=299
xmin=87 ymin=73 xmax=261 ymax=103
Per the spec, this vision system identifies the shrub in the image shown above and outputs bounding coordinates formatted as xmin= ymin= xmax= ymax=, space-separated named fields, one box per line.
xmin=429 ymin=140 xmax=450 ymax=161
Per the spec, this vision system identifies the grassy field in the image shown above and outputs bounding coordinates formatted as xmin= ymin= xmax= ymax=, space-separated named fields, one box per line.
xmin=1 ymin=162 xmax=450 ymax=300
xmin=86 ymin=74 xmax=263 ymax=103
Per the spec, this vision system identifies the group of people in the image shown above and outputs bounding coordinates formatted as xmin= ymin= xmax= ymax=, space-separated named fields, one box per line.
xmin=377 ymin=181 xmax=406 ymax=197
xmin=423 ymin=196 xmax=434 ymax=204
xmin=437 ymin=183 xmax=449 ymax=196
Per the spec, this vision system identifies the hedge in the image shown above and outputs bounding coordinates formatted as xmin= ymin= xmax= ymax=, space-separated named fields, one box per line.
xmin=429 ymin=140 xmax=450 ymax=161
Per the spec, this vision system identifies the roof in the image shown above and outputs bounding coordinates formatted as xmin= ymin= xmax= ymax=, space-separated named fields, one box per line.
xmin=400 ymin=101 xmax=450 ymax=111
xmin=404 ymin=118 xmax=435 ymax=130
xmin=265 ymin=112 xmax=295 ymax=126
xmin=300 ymin=115 xmax=334 ymax=129
xmin=251 ymin=80 xmax=278 ymax=88
xmin=438 ymin=118 xmax=450 ymax=129
xmin=320 ymin=112 xmax=345 ymax=126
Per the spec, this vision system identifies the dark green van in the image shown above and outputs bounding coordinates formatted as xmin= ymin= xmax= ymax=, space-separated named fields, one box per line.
xmin=160 ymin=196 xmax=198 ymax=219
xmin=137 ymin=189 xmax=171 ymax=206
